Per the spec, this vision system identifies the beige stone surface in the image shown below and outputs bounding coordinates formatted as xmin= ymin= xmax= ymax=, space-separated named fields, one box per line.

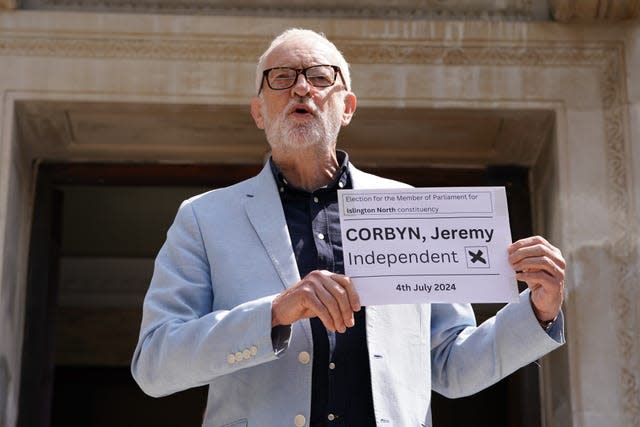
xmin=19 ymin=0 xmax=548 ymax=20
xmin=15 ymin=100 xmax=556 ymax=167
xmin=627 ymin=25 xmax=640 ymax=103
xmin=627 ymin=26 xmax=640 ymax=249
xmin=0 ymin=0 xmax=17 ymax=9
xmin=618 ymin=31 xmax=640 ymax=426
xmin=569 ymin=245 xmax=624 ymax=423
xmin=0 ymin=10 xmax=627 ymax=41
xmin=632 ymin=102 xmax=640 ymax=205
xmin=551 ymin=0 xmax=640 ymax=21
xmin=562 ymin=110 xmax=610 ymax=240
xmin=0 ymin=108 xmax=32 ymax=427
xmin=0 ymin=10 xmax=638 ymax=427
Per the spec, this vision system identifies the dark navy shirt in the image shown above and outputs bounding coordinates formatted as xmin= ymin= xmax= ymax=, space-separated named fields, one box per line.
xmin=270 ymin=151 xmax=376 ymax=427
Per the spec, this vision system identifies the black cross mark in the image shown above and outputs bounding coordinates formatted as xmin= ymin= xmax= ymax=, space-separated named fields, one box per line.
xmin=468 ymin=249 xmax=487 ymax=264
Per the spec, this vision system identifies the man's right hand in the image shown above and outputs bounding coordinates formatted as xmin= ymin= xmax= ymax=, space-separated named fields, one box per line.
xmin=271 ymin=270 xmax=361 ymax=333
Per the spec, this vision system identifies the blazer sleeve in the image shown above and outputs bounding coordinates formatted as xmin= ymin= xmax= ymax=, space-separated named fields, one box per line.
xmin=430 ymin=290 xmax=564 ymax=398
xmin=131 ymin=199 xmax=287 ymax=397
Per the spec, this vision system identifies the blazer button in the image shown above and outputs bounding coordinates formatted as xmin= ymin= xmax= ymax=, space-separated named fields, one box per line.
xmin=226 ymin=354 xmax=235 ymax=364
xmin=250 ymin=346 xmax=258 ymax=356
xmin=234 ymin=352 xmax=243 ymax=362
xmin=298 ymin=351 xmax=310 ymax=364
xmin=294 ymin=414 xmax=306 ymax=426
xmin=242 ymin=349 xmax=251 ymax=359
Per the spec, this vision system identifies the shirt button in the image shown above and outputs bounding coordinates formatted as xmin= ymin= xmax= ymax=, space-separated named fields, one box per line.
xmin=298 ymin=351 xmax=311 ymax=364
xmin=329 ymin=362 xmax=336 ymax=370
xmin=294 ymin=414 xmax=306 ymax=426
xmin=313 ymin=196 xmax=319 ymax=203
xmin=328 ymin=413 xmax=336 ymax=421
xmin=317 ymin=233 xmax=325 ymax=240
xmin=338 ymin=181 xmax=344 ymax=188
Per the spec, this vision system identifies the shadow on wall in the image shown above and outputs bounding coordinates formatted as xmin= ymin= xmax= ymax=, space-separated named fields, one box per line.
xmin=0 ymin=355 xmax=10 ymax=427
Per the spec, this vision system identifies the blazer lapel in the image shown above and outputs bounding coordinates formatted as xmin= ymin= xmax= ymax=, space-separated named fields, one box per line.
xmin=243 ymin=164 xmax=301 ymax=290
xmin=243 ymin=164 xmax=313 ymax=344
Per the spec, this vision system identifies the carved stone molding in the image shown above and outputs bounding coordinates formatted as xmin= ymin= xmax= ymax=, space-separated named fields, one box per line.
xmin=0 ymin=34 xmax=620 ymax=68
xmin=0 ymin=35 xmax=266 ymax=62
xmin=20 ymin=0 xmax=539 ymax=20
xmin=551 ymin=0 xmax=640 ymax=22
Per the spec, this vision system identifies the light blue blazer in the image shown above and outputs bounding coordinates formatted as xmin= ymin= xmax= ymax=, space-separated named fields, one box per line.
xmin=131 ymin=163 xmax=564 ymax=427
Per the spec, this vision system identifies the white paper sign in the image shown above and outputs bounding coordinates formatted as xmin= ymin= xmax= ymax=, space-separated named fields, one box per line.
xmin=338 ymin=187 xmax=519 ymax=305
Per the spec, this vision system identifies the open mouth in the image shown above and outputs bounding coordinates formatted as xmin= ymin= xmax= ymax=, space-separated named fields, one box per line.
xmin=289 ymin=104 xmax=314 ymax=116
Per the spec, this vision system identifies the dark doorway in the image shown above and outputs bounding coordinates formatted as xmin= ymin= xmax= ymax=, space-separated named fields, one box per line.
xmin=20 ymin=162 xmax=538 ymax=427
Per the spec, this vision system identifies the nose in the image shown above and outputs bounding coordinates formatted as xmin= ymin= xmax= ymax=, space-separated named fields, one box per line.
xmin=290 ymin=72 xmax=311 ymax=97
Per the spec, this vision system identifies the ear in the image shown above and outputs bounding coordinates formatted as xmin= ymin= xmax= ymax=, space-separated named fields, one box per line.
xmin=341 ymin=92 xmax=357 ymax=127
xmin=250 ymin=96 xmax=265 ymax=130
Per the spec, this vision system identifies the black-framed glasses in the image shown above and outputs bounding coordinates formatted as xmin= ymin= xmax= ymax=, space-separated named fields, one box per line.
xmin=258 ymin=65 xmax=346 ymax=94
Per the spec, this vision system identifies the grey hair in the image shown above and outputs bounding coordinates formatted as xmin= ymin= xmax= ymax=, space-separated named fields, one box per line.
xmin=255 ymin=28 xmax=352 ymax=94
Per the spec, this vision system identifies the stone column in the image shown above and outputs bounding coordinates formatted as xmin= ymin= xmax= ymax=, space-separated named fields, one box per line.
xmin=624 ymin=23 xmax=640 ymax=427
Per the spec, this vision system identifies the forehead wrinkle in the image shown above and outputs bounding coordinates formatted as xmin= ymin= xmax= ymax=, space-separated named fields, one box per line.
xmin=263 ymin=41 xmax=338 ymax=70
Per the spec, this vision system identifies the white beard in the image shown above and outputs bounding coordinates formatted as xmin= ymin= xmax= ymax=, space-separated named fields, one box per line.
xmin=263 ymin=97 xmax=343 ymax=152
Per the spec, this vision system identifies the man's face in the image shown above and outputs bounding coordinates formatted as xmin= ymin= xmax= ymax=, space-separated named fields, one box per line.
xmin=251 ymin=38 xmax=356 ymax=153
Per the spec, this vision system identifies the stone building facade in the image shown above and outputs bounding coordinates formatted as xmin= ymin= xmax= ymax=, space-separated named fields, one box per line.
xmin=0 ymin=1 xmax=639 ymax=426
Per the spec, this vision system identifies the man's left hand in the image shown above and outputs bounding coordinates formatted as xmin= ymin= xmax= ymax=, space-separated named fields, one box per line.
xmin=508 ymin=236 xmax=565 ymax=322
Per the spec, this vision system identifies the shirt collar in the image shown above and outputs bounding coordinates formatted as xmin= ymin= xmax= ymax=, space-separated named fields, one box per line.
xmin=269 ymin=150 xmax=351 ymax=194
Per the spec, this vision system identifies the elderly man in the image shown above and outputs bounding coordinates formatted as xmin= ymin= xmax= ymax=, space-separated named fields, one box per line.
xmin=132 ymin=28 xmax=565 ymax=427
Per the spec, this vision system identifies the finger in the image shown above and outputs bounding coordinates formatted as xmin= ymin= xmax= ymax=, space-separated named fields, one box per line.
xmin=330 ymin=274 xmax=361 ymax=312
xmin=515 ymin=270 xmax=563 ymax=294
xmin=509 ymin=240 xmax=562 ymax=262
xmin=511 ymin=252 xmax=565 ymax=279
xmin=509 ymin=242 xmax=565 ymax=269
xmin=508 ymin=235 xmax=561 ymax=260
xmin=512 ymin=255 xmax=564 ymax=282
xmin=317 ymin=275 xmax=355 ymax=331
xmin=313 ymin=281 xmax=349 ymax=332
xmin=304 ymin=271 xmax=351 ymax=331
xmin=304 ymin=271 xmax=359 ymax=332
xmin=298 ymin=283 xmax=339 ymax=331
xmin=508 ymin=235 xmax=551 ymax=254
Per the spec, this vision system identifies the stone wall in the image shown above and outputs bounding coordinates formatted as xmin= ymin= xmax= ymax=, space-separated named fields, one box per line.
xmin=18 ymin=0 xmax=550 ymax=20
xmin=551 ymin=0 xmax=640 ymax=21
xmin=625 ymin=22 xmax=640 ymax=423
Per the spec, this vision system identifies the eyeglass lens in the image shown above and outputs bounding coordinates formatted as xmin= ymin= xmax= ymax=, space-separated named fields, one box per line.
xmin=267 ymin=65 xmax=337 ymax=90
